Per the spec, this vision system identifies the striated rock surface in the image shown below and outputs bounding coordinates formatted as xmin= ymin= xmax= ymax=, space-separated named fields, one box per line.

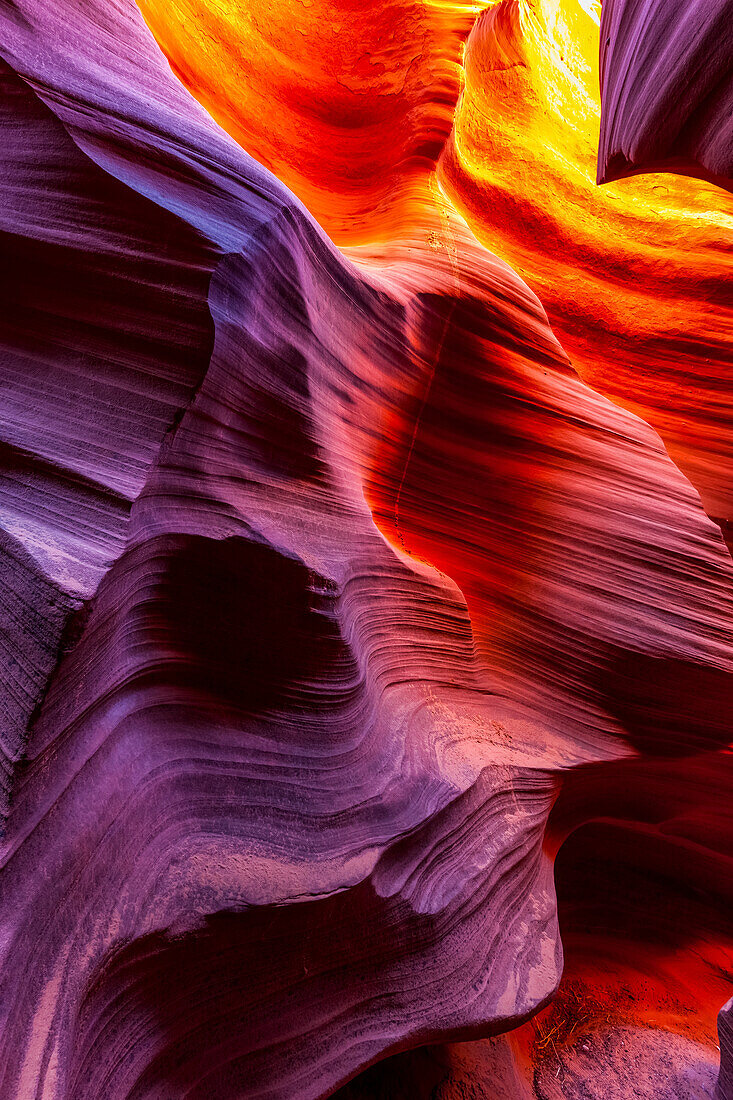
xmin=135 ymin=0 xmax=478 ymax=243
xmin=442 ymin=0 xmax=733 ymax=540
xmin=0 ymin=0 xmax=731 ymax=1098
xmin=598 ymin=0 xmax=733 ymax=192
xmin=719 ymin=999 xmax=733 ymax=1100
xmin=0 ymin=51 xmax=215 ymax=816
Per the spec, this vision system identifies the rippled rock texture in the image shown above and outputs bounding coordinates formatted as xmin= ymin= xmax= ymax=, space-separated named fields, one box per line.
xmin=0 ymin=0 xmax=731 ymax=1098
xmin=598 ymin=0 xmax=733 ymax=191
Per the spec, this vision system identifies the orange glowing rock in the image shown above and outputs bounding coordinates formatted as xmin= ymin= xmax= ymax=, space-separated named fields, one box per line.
xmin=442 ymin=0 xmax=733 ymax=530
xmin=136 ymin=0 xmax=476 ymax=242
xmin=138 ymin=0 xmax=733 ymax=530
xmin=0 ymin=0 xmax=730 ymax=1097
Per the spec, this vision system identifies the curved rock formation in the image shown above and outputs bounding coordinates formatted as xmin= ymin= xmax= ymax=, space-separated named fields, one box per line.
xmin=598 ymin=0 xmax=733 ymax=192
xmin=442 ymin=0 xmax=733 ymax=542
xmin=0 ymin=0 xmax=731 ymax=1098
xmin=719 ymin=998 xmax=733 ymax=1100
xmin=135 ymin=0 xmax=477 ymax=243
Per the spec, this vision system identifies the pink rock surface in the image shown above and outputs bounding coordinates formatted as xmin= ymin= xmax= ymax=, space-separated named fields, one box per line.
xmin=719 ymin=998 xmax=733 ymax=1100
xmin=598 ymin=0 xmax=733 ymax=189
xmin=0 ymin=1 xmax=731 ymax=1098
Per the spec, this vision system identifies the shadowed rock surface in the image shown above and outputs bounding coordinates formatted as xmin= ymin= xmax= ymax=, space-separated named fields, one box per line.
xmin=598 ymin=0 xmax=733 ymax=191
xmin=0 ymin=0 xmax=731 ymax=1098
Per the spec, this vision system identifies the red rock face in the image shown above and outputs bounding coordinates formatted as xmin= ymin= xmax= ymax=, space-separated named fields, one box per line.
xmin=0 ymin=1 xmax=731 ymax=1099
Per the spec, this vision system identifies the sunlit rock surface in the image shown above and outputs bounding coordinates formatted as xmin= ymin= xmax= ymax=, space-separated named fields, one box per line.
xmin=0 ymin=0 xmax=731 ymax=1098
xmin=443 ymin=0 xmax=733 ymax=542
